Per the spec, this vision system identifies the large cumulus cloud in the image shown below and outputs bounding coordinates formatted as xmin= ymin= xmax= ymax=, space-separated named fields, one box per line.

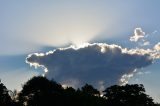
xmin=26 ymin=43 xmax=159 ymax=90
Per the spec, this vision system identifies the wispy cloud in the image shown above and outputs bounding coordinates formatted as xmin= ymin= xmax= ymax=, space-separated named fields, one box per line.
xmin=142 ymin=41 xmax=150 ymax=46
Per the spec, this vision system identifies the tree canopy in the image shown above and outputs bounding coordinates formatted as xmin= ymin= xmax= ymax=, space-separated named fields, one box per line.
xmin=104 ymin=84 xmax=156 ymax=106
xmin=0 ymin=80 xmax=12 ymax=106
xmin=0 ymin=76 xmax=159 ymax=106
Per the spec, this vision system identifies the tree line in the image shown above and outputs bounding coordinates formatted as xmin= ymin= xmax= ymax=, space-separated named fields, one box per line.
xmin=0 ymin=76 xmax=159 ymax=106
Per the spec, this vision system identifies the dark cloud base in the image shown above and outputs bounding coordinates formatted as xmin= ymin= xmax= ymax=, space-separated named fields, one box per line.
xmin=26 ymin=43 xmax=154 ymax=90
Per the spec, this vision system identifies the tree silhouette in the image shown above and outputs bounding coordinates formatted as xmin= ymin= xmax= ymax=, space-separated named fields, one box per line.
xmin=103 ymin=84 xmax=157 ymax=106
xmin=81 ymin=84 xmax=100 ymax=96
xmin=17 ymin=76 xmax=107 ymax=106
xmin=17 ymin=76 xmax=160 ymax=106
xmin=18 ymin=76 xmax=64 ymax=106
xmin=0 ymin=80 xmax=12 ymax=106
xmin=0 ymin=76 xmax=158 ymax=106
xmin=70 ymin=84 xmax=106 ymax=106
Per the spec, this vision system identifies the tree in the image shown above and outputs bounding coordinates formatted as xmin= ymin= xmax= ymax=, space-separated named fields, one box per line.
xmin=15 ymin=76 xmax=158 ymax=106
xmin=103 ymin=84 xmax=157 ymax=106
xmin=0 ymin=80 xmax=12 ymax=106
xmin=81 ymin=84 xmax=100 ymax=96
xmin=18 ymin=76 xmax=64 ymax=106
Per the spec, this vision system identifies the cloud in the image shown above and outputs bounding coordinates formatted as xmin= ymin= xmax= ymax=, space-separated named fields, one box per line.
xmin=142 ymin=41 xmax=150 ymax=46
xmin=26 ymin=43 xmax=160 ymax=90
xmin=138 ymin=40 xmax=150 ymax=47
xmin=130 ymin=28 xmax=145 ymax=42
xmin=153 ymin=42 xmax=160 ymax=59
xmin=137 ymin=71 xmax=151 ymax=75
xmin=154 ymin=42 xmax=160 ymax=51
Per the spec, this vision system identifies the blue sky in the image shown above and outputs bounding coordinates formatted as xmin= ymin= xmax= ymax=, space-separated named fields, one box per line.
xmin=0 ymin=0 xmax=160 ymax=102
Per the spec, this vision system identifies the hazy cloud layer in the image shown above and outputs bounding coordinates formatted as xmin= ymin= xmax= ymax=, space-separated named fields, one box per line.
xmin=2 ymin=1 xmax=160 ymax=55
xmin=26 ymin=43 xmax=160 ymax=90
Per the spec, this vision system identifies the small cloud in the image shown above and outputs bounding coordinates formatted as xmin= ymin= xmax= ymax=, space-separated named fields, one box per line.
xmin=139 ymin=41 xmax=150 ymax=46
xmin=143 ymin=41 xmax=150 ymax=46
xmin=152 ymin=30 xmax=158 ymax=34
xmin=130 ymin=28 xmax=145 ymax=42
xmin=154 ymin=42 xmax=160 ymax=51
xmin=120 ymin=73 xmax=134 ymax=85
xmin=137 ymin=71 xmax=151 ymax=75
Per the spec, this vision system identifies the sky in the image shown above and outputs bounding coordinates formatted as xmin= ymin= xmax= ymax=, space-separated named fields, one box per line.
xmin=0 ymin=0 xmax=160 ymax=102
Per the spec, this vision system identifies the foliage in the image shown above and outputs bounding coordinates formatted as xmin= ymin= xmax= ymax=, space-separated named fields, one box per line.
xmin=0 ymin=80 xmax=12 ymax=105
xmin=0 ymin=76 xmax=159 ymax=106
xmin=104 ymin=84 xmax=157 ymax=106
xmin=0 ymin=80 xmax=20 ymax=106
xmin=81 ymin=83 xmax=100 ymax=96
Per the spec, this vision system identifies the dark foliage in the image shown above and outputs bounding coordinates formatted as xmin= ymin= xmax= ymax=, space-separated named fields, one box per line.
xmin=18 ymin=76 xmax=63 ymax=106
xmin=81 ymin=83 xmax=100 ymax=96
xmin=104 ymin=84 xmax=157 ymax=106
xmin=0 ymin=76 xmax=159 ymax=106
xmin=0 ymin=80 xmax=12 ymax=106
xmin=0 ymin=80 xmax=20 ymax=106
